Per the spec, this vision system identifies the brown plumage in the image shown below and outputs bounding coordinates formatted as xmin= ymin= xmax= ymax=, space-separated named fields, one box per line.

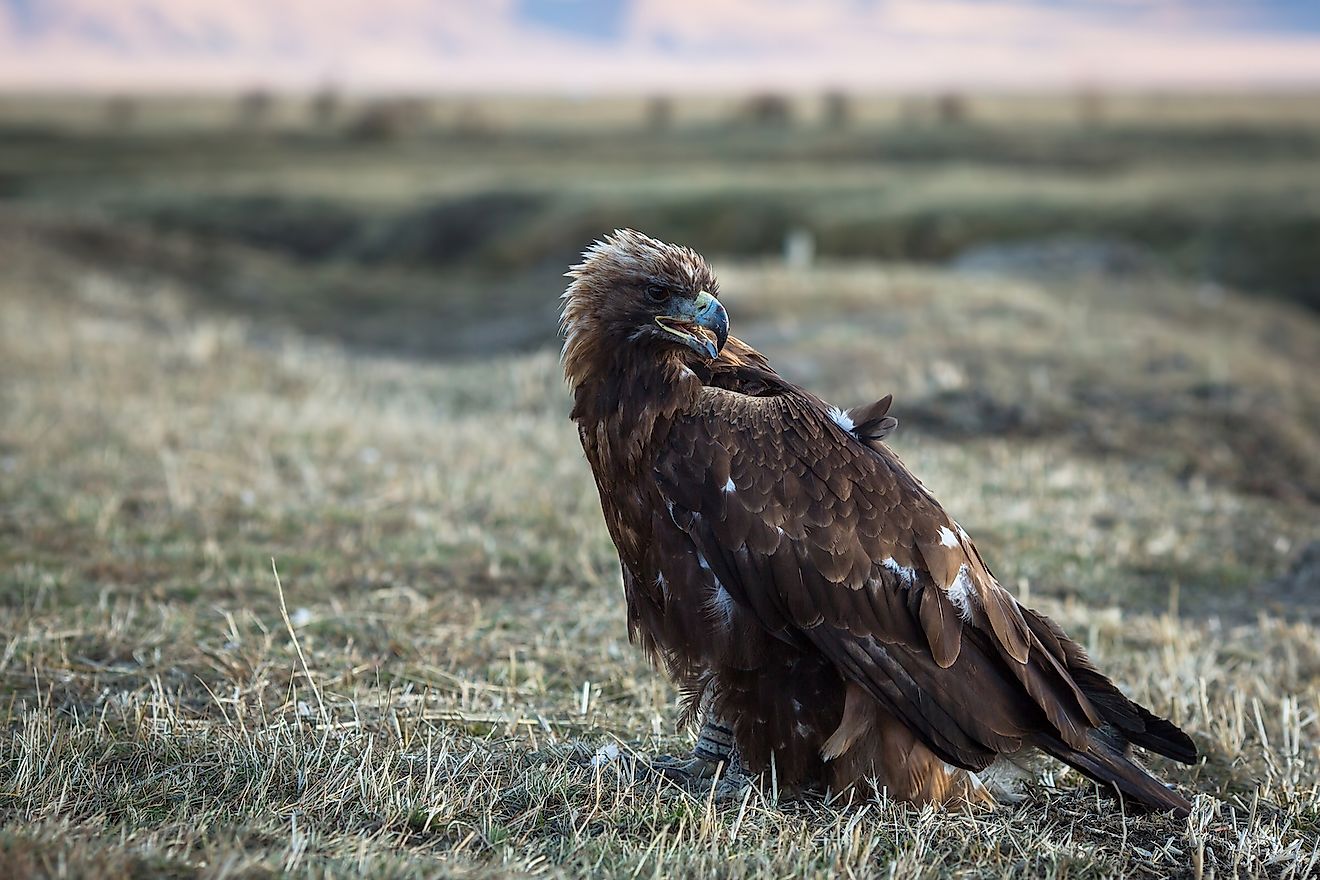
xmin=562 ymin=229 xmax=1196 ymax=815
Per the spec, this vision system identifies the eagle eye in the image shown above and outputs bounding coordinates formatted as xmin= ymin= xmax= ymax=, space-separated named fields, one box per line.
xmin=644 ymin=282 xmax=668 ymax=304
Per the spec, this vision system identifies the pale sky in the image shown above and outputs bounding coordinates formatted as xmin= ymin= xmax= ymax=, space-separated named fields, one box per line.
xmin=3 ymin=0 xmax=1320 ymax=92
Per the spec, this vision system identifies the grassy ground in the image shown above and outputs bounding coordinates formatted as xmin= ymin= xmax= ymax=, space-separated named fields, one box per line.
xmin=2 ymin=214 xmax=1318 ymax=878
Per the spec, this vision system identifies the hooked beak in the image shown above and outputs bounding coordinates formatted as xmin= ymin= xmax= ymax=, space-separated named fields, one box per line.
xmin=655 ymin=291 xmax=729 ymax=360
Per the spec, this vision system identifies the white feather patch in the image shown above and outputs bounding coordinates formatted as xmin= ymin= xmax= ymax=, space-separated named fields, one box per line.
xmin=938 ymin=525 xmax=960 ymax=548
xmin=694 ymin=547 xmax=713 ymax=573
xmin=947 ymin=565 xmax=975 ymax=622
xmin=881 ymin=557 xmax=917 ymax=586
xmin=975 ymin=755 xmax=1037 ymax=803
xmin=827 ymin=406 xmax=855 ymax=433
xmin=708 ymin=584 xmax=736 ymax=627
xmin=693 ymin=547 xmax=736 ymax=628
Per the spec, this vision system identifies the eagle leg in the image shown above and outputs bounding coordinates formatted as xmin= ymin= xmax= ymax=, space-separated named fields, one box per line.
xmin=650 ymin=715 xmax=748 ymax=796
xmin=693 ymin=715 xmax=737 ymax=764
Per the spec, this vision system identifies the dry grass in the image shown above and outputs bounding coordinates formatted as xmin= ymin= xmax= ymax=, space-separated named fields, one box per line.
xmin=1 ymin=235 xmax=1318 ymax=878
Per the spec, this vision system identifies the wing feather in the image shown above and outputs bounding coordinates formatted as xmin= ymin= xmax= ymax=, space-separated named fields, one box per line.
xmin=654 ymin=384 xmax=1100 ymax=768
xmin=918 ymin=586 xmax=963 ymax=669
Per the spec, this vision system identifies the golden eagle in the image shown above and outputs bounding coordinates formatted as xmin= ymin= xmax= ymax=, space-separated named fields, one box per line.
xmin=562 ymin=229 xmax=1195 ymax=814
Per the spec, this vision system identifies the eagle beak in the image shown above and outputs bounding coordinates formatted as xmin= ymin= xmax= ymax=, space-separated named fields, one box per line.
xmin=656 ymin=291 xmax=729 ymax=360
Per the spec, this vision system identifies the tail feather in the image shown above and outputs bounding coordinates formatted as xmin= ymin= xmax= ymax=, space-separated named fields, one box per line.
xmin=1065 ymin=657 xmax=1197 ymax=763
xmin=1113 ymin=701 xmax=1197 ymax=764
xmin=1037 ymin=731 xmax=1193 ymax=818
xmin=1021 ymin=607 xmax=1197 ymax=764
xmin=1015 ymin=606 xmax=1196 ymax=816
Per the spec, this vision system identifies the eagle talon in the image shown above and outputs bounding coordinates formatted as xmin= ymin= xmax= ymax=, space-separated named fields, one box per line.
xmin=646 ymin=707 xmax=746 ymax=796
xmin=651 ymin=753 xmax=722 ymax=781
xmin=649 ymin=753 xmax=749 ymax=800
xmin=651 ymin=714 xmax=743 ymax=784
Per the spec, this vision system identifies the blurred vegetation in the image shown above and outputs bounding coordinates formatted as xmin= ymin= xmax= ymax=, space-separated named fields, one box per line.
xmin=0 ymin=91 xmax=1317 ymax=311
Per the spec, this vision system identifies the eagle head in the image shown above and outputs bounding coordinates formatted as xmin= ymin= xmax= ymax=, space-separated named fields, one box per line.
xmin=561 ymin=229 xmax=728 ymax=388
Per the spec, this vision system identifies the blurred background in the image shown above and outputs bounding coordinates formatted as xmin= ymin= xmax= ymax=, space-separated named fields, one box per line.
xmin=3 ymin=1 xmax=1317 ymax=504
xmin=2 ymin=4 xmax=1320 ymax=874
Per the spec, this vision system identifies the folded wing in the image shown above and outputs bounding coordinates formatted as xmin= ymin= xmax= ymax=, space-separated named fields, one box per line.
xmin=654 ymin=384 xmax=1194 ymax=809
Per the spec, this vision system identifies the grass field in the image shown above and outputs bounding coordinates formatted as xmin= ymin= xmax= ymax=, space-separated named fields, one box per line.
xmin=1 ymin=94 xmax=1318 ymax=877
